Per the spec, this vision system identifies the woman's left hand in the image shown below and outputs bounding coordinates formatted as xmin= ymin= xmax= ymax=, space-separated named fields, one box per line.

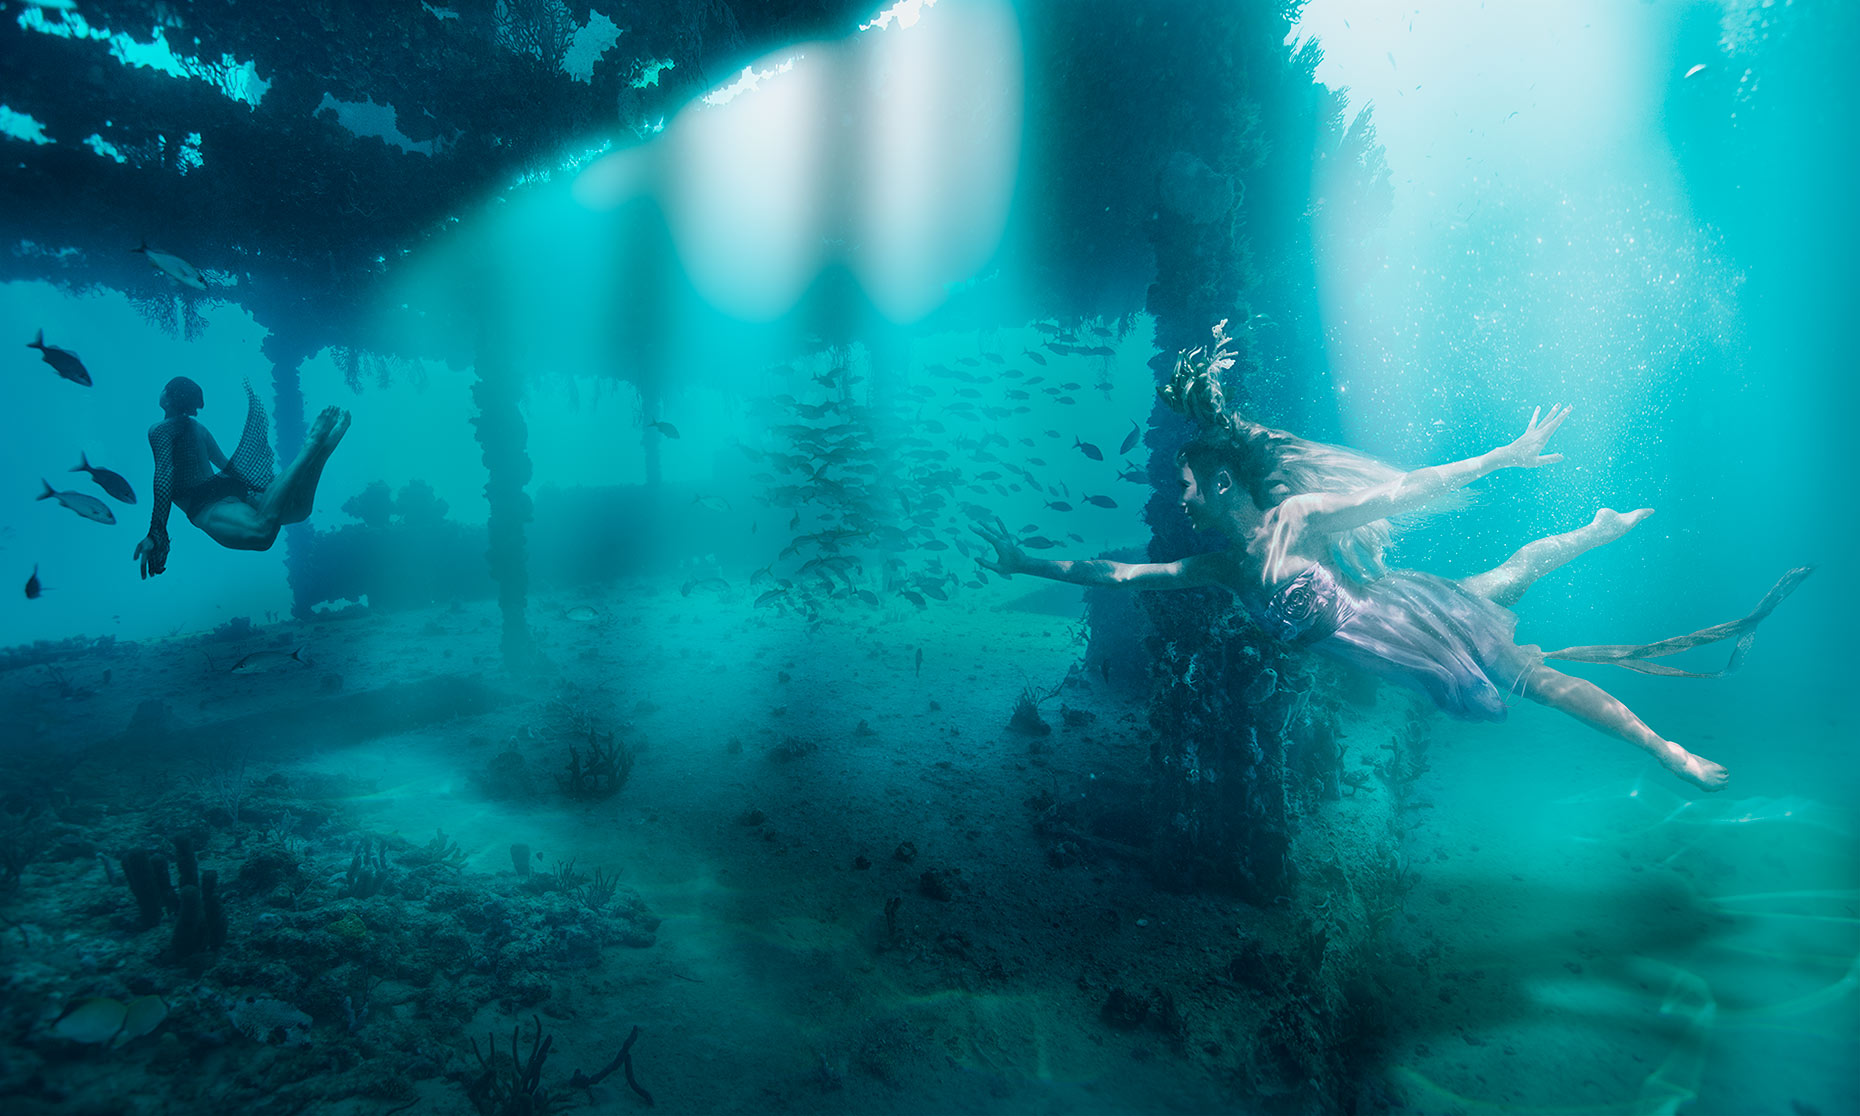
xmin=1495 ymin=403 xmax=1572 ymax=469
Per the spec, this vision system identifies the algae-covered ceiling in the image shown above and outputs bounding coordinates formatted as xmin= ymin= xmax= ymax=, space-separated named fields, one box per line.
xmin=0 ymin=0 xmax=880 ymax=326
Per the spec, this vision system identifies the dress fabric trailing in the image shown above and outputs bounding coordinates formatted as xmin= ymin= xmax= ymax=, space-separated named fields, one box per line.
xmin=1250 ymin=561 xmax=1815 ymax=724
xmin=1254 ymin=563 xmax=1540 ymax=723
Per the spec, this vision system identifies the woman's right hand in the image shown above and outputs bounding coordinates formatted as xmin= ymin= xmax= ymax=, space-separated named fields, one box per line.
xmin=971 ymin=518 xmax=1032 ymax=578
xmin=134 ymin=535 xmax=166 ymax=579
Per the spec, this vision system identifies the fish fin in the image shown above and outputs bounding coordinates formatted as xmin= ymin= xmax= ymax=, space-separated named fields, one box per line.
xmin=73 ymin=452 xmax=89 ymax=473
xmin=133 ymin=240 xmax=147 ymax=255
xmin=29 ymin=329 xmax=44 ymax=349
xmin=38 ymin=479 xmax=54 ymax=500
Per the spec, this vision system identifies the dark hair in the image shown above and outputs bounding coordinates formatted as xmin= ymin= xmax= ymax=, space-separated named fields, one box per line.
xmin=162 ymin=376 xmax=203 ymax=416
xmin=1176 ymin=416 xmax=1420 ymax=582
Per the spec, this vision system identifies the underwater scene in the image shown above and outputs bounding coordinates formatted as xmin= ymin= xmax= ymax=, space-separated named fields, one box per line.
xmin=0 ymin=0 xmax=1853 ymax=1112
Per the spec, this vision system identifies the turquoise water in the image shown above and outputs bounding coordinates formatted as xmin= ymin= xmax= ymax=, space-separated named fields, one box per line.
xmin=1 ymin=1 xmax=1852 ymax=1112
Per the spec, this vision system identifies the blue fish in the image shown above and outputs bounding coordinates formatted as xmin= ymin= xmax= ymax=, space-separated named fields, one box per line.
xmin=37 ymin=479 xmax=115 ymax=525
xmin=27 ymin=330 xmax=91 ymax=386
xmin=72 ymin=452 xmax=136 ymax=504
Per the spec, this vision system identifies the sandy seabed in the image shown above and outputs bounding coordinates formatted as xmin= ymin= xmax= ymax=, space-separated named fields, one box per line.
xmin=1 ymin=575 xmax=1853 ymax=1115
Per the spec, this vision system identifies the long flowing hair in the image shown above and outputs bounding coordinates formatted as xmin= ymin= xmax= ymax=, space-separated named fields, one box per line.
xmin=1164 ymin=321 xmax=1460 ymax=583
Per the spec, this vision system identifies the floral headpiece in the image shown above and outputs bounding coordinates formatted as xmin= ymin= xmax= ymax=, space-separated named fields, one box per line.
xmin=1159 ymin=319 xmax=1238 ymax=433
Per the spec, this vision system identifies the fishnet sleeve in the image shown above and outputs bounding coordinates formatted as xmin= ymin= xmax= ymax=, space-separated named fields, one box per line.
xmin=147 ymin=424 xmax=173 ymax=570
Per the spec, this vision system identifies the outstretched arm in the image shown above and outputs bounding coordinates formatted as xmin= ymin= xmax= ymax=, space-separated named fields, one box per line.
xmin=972 ymin=519 xmax=1230 ymax=590
xmin=1295 ymin=403 xmax=1573 ymax=535
xmin=135 ymin=424 xmax=174 ymax=578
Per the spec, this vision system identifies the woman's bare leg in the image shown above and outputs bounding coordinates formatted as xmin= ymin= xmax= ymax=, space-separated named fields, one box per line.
xmin=1518 ymin=663 xmax=1728 ymax=792
xmin=259 ymin=407 xmax=350 ymax=527
xmin=1459 ymin=507 xmax=1654 ymax=607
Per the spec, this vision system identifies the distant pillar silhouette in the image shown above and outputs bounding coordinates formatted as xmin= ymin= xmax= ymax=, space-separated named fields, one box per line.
xmin=471 ymin=318 xmax=537 ymax=671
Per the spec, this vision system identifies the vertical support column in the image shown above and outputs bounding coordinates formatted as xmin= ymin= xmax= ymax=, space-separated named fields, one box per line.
xmin=471 ymin=320 xmax=538 ymax=671
xmin=262 ymin=323 xmax=314 ymax=620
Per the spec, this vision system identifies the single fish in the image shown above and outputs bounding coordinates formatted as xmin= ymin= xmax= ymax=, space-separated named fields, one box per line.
xmin=27 ymin=330 xmax=92 ymax=386
xmin=915 ymin=648 xmax=923 ymax=676
xmin=1044 ymin=501 xmax=1073 ymax=512
xmin=72 ymin=452 xmax=136 ymax=504
xmin=37 ymin=480 xmax=115 ymax=525
xmin=693 ymin=495 xmax=730 ymax=513
xmin=1084 ymin=494 xmax=1118 ymax=509
xmin=1021 ymin=536 xmax=1060 ymax=550
xmin=230 ymin=648 xmax=310 ymax=674
xmin=898 ymin=589 xmax=927 ymax=609
xmin=648 ymin=421 xmax=681 ymax=438
xmin=1119 ymin=422 xmax=1140 ymax=456
xmin=25 ymin=564 xmax=42 ymax=600
xmin=133 ymin=242 xmax=208 ymax=290
xmin=753 ymin=588 xmax=788 ymax=608
xmin=1023 ymin=350 xmax=1047 ymax=365
xmin=681 ymin=577 xmax=729 ymax=597
xmin=564 ymin=605 xmax=600 ymax=622
xmin=1074 ymin=438 xmax=1103 ymax=462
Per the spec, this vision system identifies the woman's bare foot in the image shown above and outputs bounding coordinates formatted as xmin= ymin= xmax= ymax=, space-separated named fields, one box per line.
xmin=1592 ymin=507 xmax=1654 ymax=543
xmin=1659 ymin=744 xmax=1729 ymax=792
xmin=323 ymin=409 xmax=351 ymax=454
xmin=306 ymin=405 xmax=339 ymax=446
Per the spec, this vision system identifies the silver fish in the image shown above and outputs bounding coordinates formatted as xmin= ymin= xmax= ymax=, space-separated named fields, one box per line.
xmin=564 ymin=606 xmax=599 ymax=622
xmin=27 ymin=330 xmax=91 ymax=386
xmin=37 ymin=479 xmax=115 ymax=524
xmin=72 ymin=452 xmax=136 ymax=503
xmin=133 ymin=242 xmax=208 ymax=291
xmin=231 ymin=648 xmax=310 ymax=674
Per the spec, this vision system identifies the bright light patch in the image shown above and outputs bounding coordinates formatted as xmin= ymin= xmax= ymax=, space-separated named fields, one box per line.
xmin=315 ymin=93 xmax=448 ymax=156
xmin=562 ymin=11 xmax=623 ymax=83
xmin=631 ymin=58 xmax=675 ymax=88
xmin=0 ymin=105 xmax=54 ymax=145
xmin=701 ymin=56 xmax=801 ymax=106
xmin=856 ymin=0 xmax=1020 ymax=320
xmin=510 ymin=139 xmax=614 ymax=190
xmin=176 ymin=130 xmax=204 ymax=175
xmin=18 ymin=8 xmax=271 ymax=108
xmin=422 ymin=2 xmax=460 ymax=20
xmin=83 ymin=133 xmax=127 ymax=162
xmin=667 ymin=47 xmax=829 ymax=318
xmin=861 ymin=0 xmax=939 ymax=32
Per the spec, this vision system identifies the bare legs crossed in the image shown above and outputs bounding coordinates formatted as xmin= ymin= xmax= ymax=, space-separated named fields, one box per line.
xmin=1458 ymin=507 xmax=1729 ymax=793
xmin=193 ymin=407 xmax=351 ymax=551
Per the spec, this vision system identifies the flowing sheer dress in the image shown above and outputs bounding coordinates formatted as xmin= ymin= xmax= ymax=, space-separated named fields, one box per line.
xmin=1248 ymin=561 xmax=1813 ymax=723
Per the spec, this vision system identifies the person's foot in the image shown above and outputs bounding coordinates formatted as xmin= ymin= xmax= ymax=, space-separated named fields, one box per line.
xmin=326 ymin=409 xmax=352 ymax=452
xmin=1592 ymin=507 xmax=1654 ymax=543
xmin=307 ymin=405 xmax=340 ymax=446
xmin=1660 ymin=744 xmax=1729 ymax=792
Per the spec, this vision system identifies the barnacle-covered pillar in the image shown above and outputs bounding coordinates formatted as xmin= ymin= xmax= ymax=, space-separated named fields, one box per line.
xmin=260 ymin=314 xmax=316 ymax=619
xmin=471 ymin=318 xmax=538 ymax=671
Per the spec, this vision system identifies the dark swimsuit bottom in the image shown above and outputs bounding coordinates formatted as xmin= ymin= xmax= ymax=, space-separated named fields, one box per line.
xmin=173 ymin=472 xmax=256 ymax=519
